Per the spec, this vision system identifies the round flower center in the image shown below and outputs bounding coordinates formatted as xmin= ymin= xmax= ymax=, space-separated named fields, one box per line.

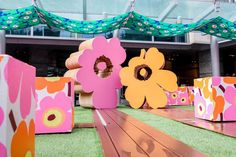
xmin=135 ymin=64 xmax=152 ymax=81
xmin=199 ymin=106 xmax=202 ymax=111
xmin=47 ymin=114 xmax=56 ymax=121
xmin=94 ymin=55 xmax=113 ymax=78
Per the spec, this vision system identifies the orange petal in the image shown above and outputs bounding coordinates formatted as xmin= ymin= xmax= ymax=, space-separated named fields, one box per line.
xmin=213 ymin=96 xmax=225 ymax=120
xmin=128 ymin=56 xmax=145 ymax=68
xmin=194 ymin=79 xmax=204 ymax=89
xmin=35 ymin=78 xmax=47 ymax=90
xmin=223 ymin=77 xmax=236 ymax=84
xmin=145 ymin=84 xmax=167 ymax=109
xmin=144 ymin=48 xmax=165 ymax=70
xmin=119 ymin=67 xmax=135 ymax=86
xmin=153 ymin=70 xmax=178 ymax=92
xmin=125 ymin=86 xmax=145 ymax=109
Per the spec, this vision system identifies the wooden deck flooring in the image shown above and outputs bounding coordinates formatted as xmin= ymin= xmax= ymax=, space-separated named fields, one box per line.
xmin=143 ymin=108 xmax=236 ymax=138
xmin=93 ymin=109 xmax=207 ymax=157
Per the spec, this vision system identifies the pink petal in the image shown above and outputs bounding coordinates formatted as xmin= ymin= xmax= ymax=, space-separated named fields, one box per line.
xmin=92 ymin=88 xmax=118 ymax=109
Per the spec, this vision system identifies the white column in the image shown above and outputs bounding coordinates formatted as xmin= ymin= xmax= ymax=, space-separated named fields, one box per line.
xmin=0 ymin=30 xmax=6 ymax=54
xmin=210 ymin=36 xmax=220 ymax=76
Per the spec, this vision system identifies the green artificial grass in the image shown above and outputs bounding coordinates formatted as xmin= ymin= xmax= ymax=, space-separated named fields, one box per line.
xmin=119 ymin=107 xmax=236 ymax=157
xmin=36 ymin=106 xmax=103 ymax=157
xmin=74 ymin=106 xmax=94 ymax=123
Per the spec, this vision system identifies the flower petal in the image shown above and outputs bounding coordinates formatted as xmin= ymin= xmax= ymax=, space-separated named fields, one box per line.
xmin=106 ymin=38 xmax=126 ymax=65
xmin=125 ymin=86 xmax=145 ymax=109
xmin=92 ymin=88 xmax=118 ymax=109
xmin=153 ymin=70 xmax=178 ymax=92
xmin=144 ymin=48 xmax=165 ymax=69
xmin=145 ymin=85 xmax=168 ymax=108
xmin=119 ymin=67 xmax=135 ymax=86
xmin=128 ymin=56 xmax=144 ymax=68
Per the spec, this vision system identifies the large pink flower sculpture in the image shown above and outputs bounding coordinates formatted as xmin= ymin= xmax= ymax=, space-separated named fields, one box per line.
xmin=4 ymin=57 xmax=35 ymax=119
xmin=76 ymin=36 xmax=126 ymax=109
xmin=36 ymin=92 xmax=72 ymax=133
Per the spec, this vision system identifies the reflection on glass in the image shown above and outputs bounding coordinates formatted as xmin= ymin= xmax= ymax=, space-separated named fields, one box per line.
xmin=33 ymin=25 xmax=44 ymax=36
xmin=119 ymin=29 xmax=152 ymax=41
xmin=6 ymin=28 xmax=31 ymax=36
xmin=78 ymin=32 xmax=113 ymax=39
xmin=33 ymin=25 xmax=76 ymax=38
xmin=154 ymin=35 xmax=186 ymax=43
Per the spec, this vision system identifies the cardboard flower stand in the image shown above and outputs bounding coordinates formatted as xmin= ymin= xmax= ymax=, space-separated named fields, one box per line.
xmin=120 ymin=48 xmax=178 ymax=109
xmin=194 ymin=77 xmax=236 ymax=121
xmin=0 ymin=55 xmax=36 ymax=157
xmin=35 ymin=77 xmax=74 ymax=134
xmin=64 ymin=36 xmax=126 ymax=109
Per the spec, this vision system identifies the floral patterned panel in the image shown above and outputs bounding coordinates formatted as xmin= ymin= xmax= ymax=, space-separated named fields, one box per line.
xmin=0 ymin=55 xmax=36 ymax=157
xmin=165 ymin=87 xmax=191 ymax=106
xmin=35 ymin=77 xmax=74 ymax=134
xmin=194 ymin=77 xmax=236 ymax=121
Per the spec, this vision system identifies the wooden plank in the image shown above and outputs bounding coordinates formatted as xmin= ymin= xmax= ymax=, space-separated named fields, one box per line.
xmin=99 ymin=110 xmax=149 ymax=157
xmin=144 ymin=109 xmax=236 ymax=138
xmin=112 ymin=109 xmax=207 ymax=157
xmin=104 ymin=110 xmax=179 ymax=157
xmin=93 ymin=111 xmax=119 ymax=157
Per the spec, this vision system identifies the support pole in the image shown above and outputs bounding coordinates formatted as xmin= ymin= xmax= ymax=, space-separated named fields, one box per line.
xmin=83 ymin=0 xmax=87 ymax=21
xmin=0 ymin=30 xmax=6 ymax=54
xmin=210 ymin=36 xmax=220 ymax=76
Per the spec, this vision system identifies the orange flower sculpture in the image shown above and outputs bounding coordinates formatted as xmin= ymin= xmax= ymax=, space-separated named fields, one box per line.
xmin=120 ymin=48 xmax=178 ymax=109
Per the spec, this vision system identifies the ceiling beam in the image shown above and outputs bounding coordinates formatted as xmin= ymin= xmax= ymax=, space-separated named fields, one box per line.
xmin=193 ymin=5 xmax=214 ymax=23
xmin=158 ymin=0 xmax=178 ymax=22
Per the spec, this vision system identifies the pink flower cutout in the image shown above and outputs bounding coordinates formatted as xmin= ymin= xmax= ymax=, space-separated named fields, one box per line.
xmin=77 ymin=36 xmax=126 ymax=109
xmin=0 ymin=142 xmax=7 ymax=157
xmin=224 ymin=86 xmax=236 ymax=120
xmin=4 ymin=57 xmax=35 ymax=119
xmin=0 ymin=107 xmax=3 ymax=127
xmin=36 ymin=92 xmax=72 ymax=133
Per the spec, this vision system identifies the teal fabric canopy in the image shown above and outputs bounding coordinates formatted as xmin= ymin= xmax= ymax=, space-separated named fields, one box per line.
xmin=0 ymin=6 xmax=236 ymax=39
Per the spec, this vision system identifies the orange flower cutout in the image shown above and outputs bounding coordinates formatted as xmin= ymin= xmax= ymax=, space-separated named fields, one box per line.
xmin=36 ymin=77 xmax=70 ymax=94
xmin=120 ymin=48 xmax=178 ymax=109
xmin=11 ymin=119 xmax=35 ymax=157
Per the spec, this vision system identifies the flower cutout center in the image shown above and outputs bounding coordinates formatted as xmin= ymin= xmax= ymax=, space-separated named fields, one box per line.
xmin=94 ymin=55 xmax=113 ymax=78
xmin=135 ymin=64 xmax=152 ymax=81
